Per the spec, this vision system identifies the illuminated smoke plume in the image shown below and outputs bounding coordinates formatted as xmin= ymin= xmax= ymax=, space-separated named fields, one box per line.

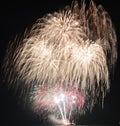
xmin=3 ymin=0 xmax=117 ymax=124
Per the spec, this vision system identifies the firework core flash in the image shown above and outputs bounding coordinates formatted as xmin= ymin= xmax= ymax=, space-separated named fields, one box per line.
xmin=3 ymin=0 xmax=117 ymax=124
xmin=53 ymin=92 xmax=84 ymax=124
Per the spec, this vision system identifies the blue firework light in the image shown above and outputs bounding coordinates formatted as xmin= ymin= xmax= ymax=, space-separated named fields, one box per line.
xmin=3 ymin=0 xmax=117 ymax=125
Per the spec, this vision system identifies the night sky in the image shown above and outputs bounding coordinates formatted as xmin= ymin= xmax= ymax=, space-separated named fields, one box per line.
xmin=0 ymin=0 xmax=120 ymax=126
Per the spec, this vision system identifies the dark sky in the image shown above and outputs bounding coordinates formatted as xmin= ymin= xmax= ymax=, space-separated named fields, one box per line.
xmin=0 ymin=0 xmax=120 ymax=126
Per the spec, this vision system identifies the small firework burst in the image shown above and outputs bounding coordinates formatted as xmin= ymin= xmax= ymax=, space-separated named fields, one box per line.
xmin=2 ymin=0 xmax=117 ymax=124
xmin=30 ymin=84 xmax=85 ymax=121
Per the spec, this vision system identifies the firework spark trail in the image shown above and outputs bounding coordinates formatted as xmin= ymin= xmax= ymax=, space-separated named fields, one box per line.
xmin=3 ymin=0 xmax=117 ymax=124
xmin=54 ymin=94 xmax=66 ymax=120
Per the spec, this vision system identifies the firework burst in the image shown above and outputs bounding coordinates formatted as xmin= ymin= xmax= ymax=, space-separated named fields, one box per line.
xmin=3 ymin=0 xmax=117 ymax=124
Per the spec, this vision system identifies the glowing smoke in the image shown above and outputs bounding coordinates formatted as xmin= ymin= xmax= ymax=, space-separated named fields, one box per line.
xmin=3 ymin=0 xmax=117 ymax=124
